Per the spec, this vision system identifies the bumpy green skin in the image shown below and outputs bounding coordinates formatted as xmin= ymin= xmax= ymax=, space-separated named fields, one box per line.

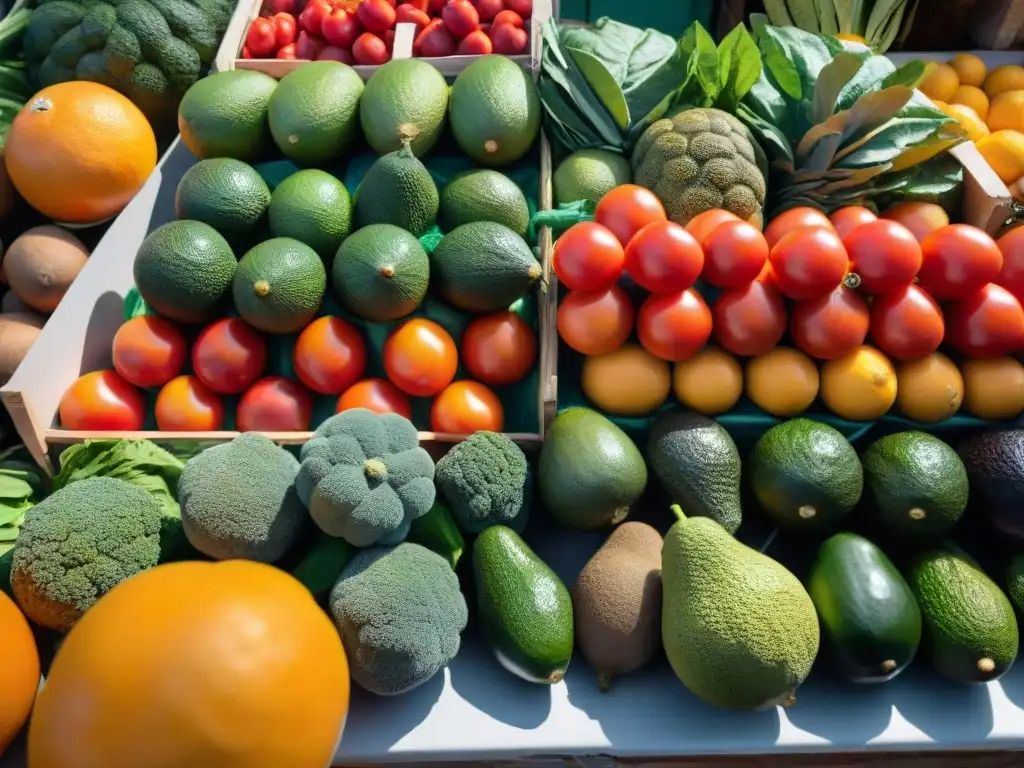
xmin=662 ymin=510 xmax=819 ymax=709
xmin=1007 ymin=554 xmax=1024 ymax=616
xmin=355 ymin=142 xmax=439 ymax=236
xmin=332 ymin=224 xmax=428 ymax=322
xmin=232 ymin=237 xmax=326 ymax=334
xmin=862 ymin=431 xmax=968 ymax=540
xmin=408 ymin=500 xmax=464 ymax=570
xmin=438 ymin=169 xmax=530 ymax=237
xmin=268 ymin=169 xmax=352 ymax=259
xmin=10 ymin=477 xmax=162 ymax=633
xmin=435 ymin=431 xmax=531 ymax=535
xmin=632 ymin=108 xmax=767 ymax=228
xmin=297 ymin=409 xmax=436 ymax=547
xmin=647 ymin=410 xmax=742 ymax=534
xmin=749 ymin=418 xmax=863 ymax=531
xmin=178 ymin=433 xmax=308 ymax=564
xmin=290 ymin=532 xmax=353 ymax=604
xmin=359 ymin=59 xmax=449 ymax=157
xmin=473 ymin=525 xmax=574 ymax=683
xmin=808 ymin=532 xmax=921 ymax=684
xmin=133 ymin=220 xmax=237 ymax=324
xmin=175 ymin=158 xmax=270 ymax=247
xmin=449 ymin=56 xmax=541 ymax=167
xmin=538 ymin=407 xmax=647 ymax=530
xmin=329 ymin=542 xmax=467 ymax=696
xmin=178 ymin=70 xmax=278 ymax=161
xmin=553 ymin=149 xmax=633 ymax=206
xmin=268 ymin=61 xmax=364 ymax=165
xmin=430 ymin=221 xmax=542 ymax=312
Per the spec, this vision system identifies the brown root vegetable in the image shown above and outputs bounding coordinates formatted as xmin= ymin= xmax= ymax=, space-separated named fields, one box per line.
xmin=5 ymin=226 xmax=89 ymax=313
xmin=0 ymin=311 xmax=46 ymax=383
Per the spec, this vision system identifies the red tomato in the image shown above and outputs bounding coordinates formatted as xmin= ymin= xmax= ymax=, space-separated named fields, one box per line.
xmin=995 ymin=226 xmax=1024 ymax=302
xmin=489 ymin=20 xmax=527 ymax=53
xmin=336 ymin=378 xmax=413 ymax=418
xmin=684 ymin=209 xmax=741 ymax=248
xmin=843 ymin=219 xmax=922 ymax=295
xmin=829 ymin=206 xmax=877 ymax=241
xmin=946 ymin=283 xmax=1024 ymax=359
xmin=882 ymin=201 xmax=949 ymax=242
xmin=475 ymin=0 xmax=503 ymax=21
xmin=491 ymin=9 xmax=523 ymax=26
xmin=395 ymin=3 xmax=430 ymax=28
xmin=293 ymin=316 xmax=367 ymax=395
xmin=236 ymin=377 xmax=314 ymax=432
xmin=383 ymin=27 xmax=396 ymax=51
xmin=241 ymin=45 xmax=253 ymax=58
xmin=594 ymin=184 xmax=667 ymax=247
xmin=702 ymin=220 xmax=769 ymax=288
xmin=272 ymin=12 xmax=298 ymax=46
xmin=384 ymin=318 xmax=458 ymax=397
xmin=790 ymin=285 xmax=870 ymax=360
xmin=353 ymin=31 xmax=390 ymax=62
xmin=317 ymin=44 xmax=354 ymax=62
xmin=277 ymin=42 xmax=298 ymax=58
xmin=413 ymin=19 xmax=454 ymax=55
xmin=623 ymin=220 xmax=703 ymax=293
xmin=869 ymin=284 xmax=945 ymax=361
xmin=268 ymin=0 xmax=296 ymax=13
xmin=402 ymin=0 xmax=428 ymax=10
xmin=428 ymin=0 xmax=445 ymax=14
xmin=246 ymin=17 xmax=277 ymax=56
xmin=357 ymin=0 xmax=396 ymax=32
xmin=506 ymin=0 xmax=531 ymax=16
xmin=299 ymin=0 xmax=331 ymax=35
xmin=763 ymin=206 xmax=834 ymax=249
xmin=711 ymin=280 xmax=787 ymax=357
xmin=552 ymin=222 xmax=624 ymax=291
xmin=442 ymin=0 xmax=478 ymax=37
xmin=457 ymin=28 xmax=492 ymax=53
xmin=430 ymin=380 xmax=504 ymax=433
xmin=557 ymin=286 xmax=634 ymax=355
xmin=637 ymin=289 xmax=712 ymax=362
xmin=294 ymin=30 xmax=323 ymax=58
xmin=59 ymin=370 xmax=145 ymax=431
xmin=918 ymin=224 xmax=1004 ymax=301
xmin=321 ymin=8 xmax=360 ymax=47
xmin=154 ymin=376 xmax=224 ymax=432
xmin=192 ymin=318 xmax=268 ymax=395
xmin=769 ymin=227 xmax=848 ymax=300
xmin=462 ymin=311 xmax=536 ymax=385
xmin=112 ymin=315 xmax=187 ymax=388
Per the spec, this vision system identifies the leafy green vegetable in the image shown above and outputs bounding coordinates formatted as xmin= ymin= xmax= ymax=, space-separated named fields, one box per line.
xmin=762 ymin=0 xmax=916 ymax=52
xmin=0 ymin=445 xmax=46 ymax=555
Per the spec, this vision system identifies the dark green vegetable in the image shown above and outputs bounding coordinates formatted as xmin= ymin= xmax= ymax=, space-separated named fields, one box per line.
xmin=408 ymin=500 xmax=465 ymax=570
xmin=290 ymin=533 xmax=353 ymax=603
xmin=0 ymin=445 xmax=46 ymax=556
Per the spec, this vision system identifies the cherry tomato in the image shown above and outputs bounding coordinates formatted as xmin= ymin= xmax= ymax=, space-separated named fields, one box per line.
xmin=442 ymin=0 xmax=478 ymax=37
xmin=557 ymin=286 xmax=634 ymax=355
xmin=769 ymin=227 xmax=848 ymax=300
xmin=711 ymin=280 xmax=787 ymax=357
xmin=457 ymin=28 xmax=492 ymax=54
xmin=996 ymin=226 xmax=1024 ymax=303
xmin=246 ymin=17 xmax=277 ymax=56
xmin=790 ymin=285 xmax=870 ymax=360
xmin=353 ymin=32 xmax=389 ymax=63
xmin=918 ymin=224 xmax=1004 ymax=301
xmin=637 ymin=289 xmax=712 ymax=362
xmin=430 ymin=380 xmax=504 ymax=433
xmin=946 ymin=283 xmax=1024 ymax=359
xmin=395 ymin=3 xmax=430 ymax=29
xmin=490 ymin=21 xmax=528 ymax=53
xmin=462 ymin=311 xmax=536 ymax=385
xmin=336 ymin=378 xmax=412 ymax=418
xmin=843 ymin=219 xmax=922 ymax=295
xmin=506 ymin=0 xmax=531 ymax=16
xmin=829 ymin=206 xmax=877 ymax=241
xmin=869 ymin=284 xmax=945 ymax=361
xmin=475 ymin=0 xmax=503 ymax=21
xmin=293 ymin=316 xmax=367 ymax=395
xmin=295 ymin=29 xmax=323 ymax=58
xmin=763 ymin=206 xmax=833 ymax=248
xmin=702 ymin=221 xmax=769 ymax=289
xmin=277 ymin=42 xmax=298 ymax=59
xmin=272 ymin=12 xmax=297 ymax=46
xmin=192 ymin=318 xmax=268 ymax=395
xmin=112 ymin=315 xmax=187 ymax=388
xmin=414 ymin=19 xmax=455 ymax=56
xmin=552 ymin=222 xmax=625 ymax=291
xmin=622 ymin=220 xmax=702 ymax=293
xmin=154 ymin=375 xmax=224 ymax=432
xmin=268 ymin=0 xmax=296 ymax=13
xmin=321 ymin=8 xmax=360 ymax=47
xmin=356 ymin=0 xmax=396 ymax=32
xmin=59 ymin=370 xmax=145 ymax=430
xmin=684 ymin=209 xmax=741 ymax=247
xmin=317 ymin=44 xmax=354 ymax=62
xmin=236 ymin=377 xmax=314 ymax=432
xmin=491 ymin=10 xmax=523 ymax=27
xmin=594 ymin=184 xmax=667 ymax=247
xmin=882 ymin=201 xmax=949 ymax=242
xmin=299 ymin=0 xmax=330 ymax=35
xmin=384 ymin=318 xmax=458 ymax=397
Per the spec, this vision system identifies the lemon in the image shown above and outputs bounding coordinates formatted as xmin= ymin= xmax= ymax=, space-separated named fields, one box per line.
xmin=920 ymin=62 xmax=960 ymax=103
xmin=672 ymin=347 xmax=743 ymax=415
xmin=941 ymin=103 xmax=990 ymax=142
xmin=987 ymin=90 xmax=1024 ymax=132
xmin=976 ymin=129 xmax=1024 ymax=183
xmin=985 ymin=64 xmax=1024 ymax=98
xmin=581 ymin=343 xmax=671 ymax=416
xmin=962 ymin=357 xmax=1024 ymax=420
xmin=895 ymin=353 xmax=964 ymax=423
xmin=821 ymin=345 xmax=897 ymax=421
xmin=951 ymin=53 xmax=987 ymax=88
xmin=745 ymin=347 xmax=819 ymax=418
xmin=952 ymin=85 xmax=989 ymax=120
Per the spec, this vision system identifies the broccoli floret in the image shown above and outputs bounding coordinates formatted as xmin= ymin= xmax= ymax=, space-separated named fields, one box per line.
xmin=329 ymin=542 xmax=467 ymax=696
xmin=297 ymin=409 xmax=436 ymax=548
xmin=10 ymin=477 xmax=162 ymax=632
xmin=435 ymin=432 xmax=531 ymax=534
xmin=178 ymin=433 xmax=308 ymax=563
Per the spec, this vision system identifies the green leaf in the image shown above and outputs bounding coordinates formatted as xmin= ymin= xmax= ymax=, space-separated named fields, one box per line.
xmin=865 ymin=0 xmax=909 ymax=47
xmin=836 ymin=86 xmax=915 ymax=150
xmin=883 ymin=60 xmax=926 ymax=89
xmin=813 ymin=52 xmax=864 ymax=124
xmin=835 ymin=0 xmax=855 ymax=31
xmin=751 ymin=17 xmax=803 ymax=100
xmin=784 ymin=0 xmax=822 ymax=32
xmin=888 ymin=135 xmax=965 ymax=173
xmin=717 ymin=24 xmax=762 ymax=112
xmin=815 ymin=165 xmax=893 ymax=195
xmin=802 ymin=131 xmax=845 ymax=174
xmin=763 ymin=0 xmax=795 ymax=26
xmin=0 ymin=474 xmax=32 ymax=501
xmin=736 ymin=103 xmax=796 ymax=166
xmin=837 ymin=116 xmax=959 ymax=169
xmin=895 ymin=0 xmax=920 ymax=49
xmin=815 ymin=0 xmax=840 ymax=35
xmin=568 ymin=47 xmax=631 ymax=132
xmin=680 ymin=21 xmax=721 ymax=104
xmin=837 ymin=55 xmax=898 ymax=109
xmin=870 ymin=0 xmax=911 ymax=52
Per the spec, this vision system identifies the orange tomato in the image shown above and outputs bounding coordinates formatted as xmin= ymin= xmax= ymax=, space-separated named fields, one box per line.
xmin=882 ymin=201 xmax=949 ymax=242
xmin=552 ymin=221 xmax=624 ymax=291
xmin=769 ymin=227 xmax=848 ymax=300
xmin=336 ymin=378 xmax=413 ymax=418
xmin=155 ymin=375 xmax=224 ymax=431
xmin=59 ymin=370 xmax=145 ymax=430
xmin=594 ymin=184 xmax=667 ymax=246
xmin=844 ymin=219 xmax=922 ymax=295
xmin=684 ymin=208 xmax=741 ymax=247
xmin=28 ymin=561 xmax=349 ymax=768
xmin=870 ymin=284 xmax=946 ymax=362
xmin=384 ymin=318 xmax=458 ymax=397
xmin=0 ymin=591 xmax=39 ymax=754
xmin=293 ymin=316 xmax=367 ymax=395
xmin=637 ymin=289 xmax=712 ymax=362
xmin=462 ymin=311 xmax=536 ymax=385
xmin=918 ymin=224 xmax=1004 ymax=301
xmin=624 ymin=220 xmax=703 ymax=293
xmin=712 ymin=280 xmax=787 ymax=357
xmin=790 ymin=284 xmax=870 ymax=360
xmin=237 ymin=377 xmax=314 ymax=431
xmin=557 ymin=285 xmax=634 ymax=355
xmin=111 ymin=315 xmax=188 ymax=388
xmin=5 ymin=82 xmax=157 ymax=225
xmin=763 ymin=206 xmax=833 ymax=248
xmin=702 ymin=220 xmax=769 ymax=288
xmin=829 ymin=206 xmax=877 ymax=240
xmin=192 ymin=317 xmax=268 ymax=395
xmin=430 ymin=380 xmax=504 ymax=433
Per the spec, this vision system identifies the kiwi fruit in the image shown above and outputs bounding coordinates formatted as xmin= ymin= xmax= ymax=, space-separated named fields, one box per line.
xmin=0 ymin=311 xmax=46 ymax=383
xmin=4 ymin=225 xmax=89 ymax=313
xmin=572 ymin=521 xmax=663 ymax=690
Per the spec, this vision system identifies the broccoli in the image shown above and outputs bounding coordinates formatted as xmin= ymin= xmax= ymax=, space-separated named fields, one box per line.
xmin=178 ymin=433 xmax=308 ymax=563
xmin=297 ymin=409 xmax=436 ymax=548
xmin=434 ymin=431 xmax=531 ymax=534
xmin=10 ymin=477 xmax=162 ymax=632
xmin=329 ymin=542 xmax=467 ymax=696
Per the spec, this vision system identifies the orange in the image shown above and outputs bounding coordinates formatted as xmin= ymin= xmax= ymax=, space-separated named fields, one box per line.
xmin=919 ymin=62 xmax=960 ymax=103
xmin=672 ymin=346 xmax=743 ymax=415
xmin=820 ymin=345 xmax=897 ymax=421
xmin=987 ymin=90 xmax=1024 ymax=132
xmin=895 ymin=352 xmax=964 ymax=423
xmin=984 ymin=65 xmax=1024 ymax=99
xmin=581 ymin=343 xmax=670 ymax=416
xmin=976 ymin=129 xmax=1024 ymax=183
xmin=745 ymin=347 xmax=819 ymax=418
xmin=5 ymin=82 xmax=157 ymax=225
xmin=0 ymin=591 xmax=39 ymax=753
xmin=952 ymin=85 xmax=989 ymax=120
xmin=951 ymin=53 xmax=987 ymax=88
xmin=940 ymin=103 xmax=990 ymax=142
xmin=962 ymin=356 xmax=1024 ymax=420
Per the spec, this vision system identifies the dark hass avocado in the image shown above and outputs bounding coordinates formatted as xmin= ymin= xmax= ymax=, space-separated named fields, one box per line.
xmin=959 ymin=428 xmax=1024 ymax=545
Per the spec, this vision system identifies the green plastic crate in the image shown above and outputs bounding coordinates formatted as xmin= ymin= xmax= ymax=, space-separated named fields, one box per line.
xmin=584 ymin=0 xmax=713 ymax=38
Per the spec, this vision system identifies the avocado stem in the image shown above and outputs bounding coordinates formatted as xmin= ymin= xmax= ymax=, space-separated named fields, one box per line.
xmin=397 ymin=122 xmax=420 ymax=143
xmin=528 ymin=264 xmax=542 ymax=281
xmin=484 ymin=139 xmax=499 ymax=154
xmin=597 ymin=671 xmax=613 ymax=692
xmin=254 ymin=280 xmax=271 ymax=297
xmin=978 ymin=657 xmax=996 ymax=673
xmin=908 ymin=508 xmax=926 ymax=521
xmin=670 ymin=504 xmax=686 ymax=522
xmin=797 ymin=505 xmax=817 ymax=520
xmin=880 ymin=659 xmax=897 ymax=673
xmin=379 ymin=265 xmax=395 ymax=279
xmin=548 ymin=669 xmax=566 ymax=684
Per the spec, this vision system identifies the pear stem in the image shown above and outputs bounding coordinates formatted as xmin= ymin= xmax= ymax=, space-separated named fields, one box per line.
xmin=670 ymin=504 xmax=686 ymax=522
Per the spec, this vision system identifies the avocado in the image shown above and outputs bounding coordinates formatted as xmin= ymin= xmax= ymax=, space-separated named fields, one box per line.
xmin=232 ymin=238 xmax=326 ymax=334
xmin=907 ymin=544 xmax=1019 ymax=684
xmin=408 ymin=499 xmax=465 ymax=571
xmin=662 ymin=505 xmax=819 ymax=710
xmin=538 ymin=407 xmax=647 ymax=530
xmin=290 ymin=533 xmax=353 ymax=604
xmin=1008 ymin=554 xmax=1024 ymax=616
xmin=359 ymin=58 xmax=449 ymax=157
xmin=749 ymin=418 xmax=863 ymax=531
xmin=332 ymin=224 xmax=429 ymax=322
xmin=354 ymin=141 xmax=439 ymax=236
xmin=959 ymin=429 xmax=1024 ymax=545
xmin=175 ymin=158 xmax=271 ymax=248
xmin=473 ymin=525 xmax=574 ymax=684
xmin=178 ymin=70 xmax=278 ymax=162
xmin=268 ymin=169 xmax=352 ymax=260
xmin=808 ymin=532 xmax=921 ymax=683
xmin=553 ymin=149 xmax=633 ymax=206
xmin=438 ymin=169 xmax=531 ymax=237
xmin=862 ymin=432 xmax=968 ymax=540
xmin=647 ymin=410 xmax=742 ymax=534
xmin=429 ymin=221 xmax=542 ymax=313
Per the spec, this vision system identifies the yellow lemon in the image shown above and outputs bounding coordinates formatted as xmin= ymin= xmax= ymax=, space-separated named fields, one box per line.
xmin=962 ymin=357 xmax=1024 ymax=420
xmin=951 ymin=53 xmax=987 ymax=88
xmin=987 ymin=90 xmax=1024 ymax=132
xmin=952 ymin=85 xmax=989 ymax=120
xmin=745 ymin=347 xmax=819 ymax=418
xmin=985 ymin=64 xmax=1024 ymax=98
xmin=672 ymin=347 xmax=743 ymax=415
xmin=920 ymin=62 xmax=960 ymax=102
xmin=895 ymin=353 xmax=964 ymax=423
xmin=820 ymin=345 xmax=897 ymax=421
xmin=941 ymin=103 xmax=990 ymax=142
xmin=581 ymin=343 xmax=671 ymax=416
xmin=976 ymin=129 xmax=1024 ymax=183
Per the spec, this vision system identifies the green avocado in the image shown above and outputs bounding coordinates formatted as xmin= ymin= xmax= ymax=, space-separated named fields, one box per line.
xmin=355 ymin=141 xmax=439 ymax=236
xmin=332 ymin=224 xmax=429 ymax=322
xmin=232 ymin=238 xmax=326 ymax=334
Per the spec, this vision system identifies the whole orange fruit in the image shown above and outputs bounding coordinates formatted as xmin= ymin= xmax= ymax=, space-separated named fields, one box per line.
xmin=0 ymin=591 xmax=39 ymax=753
xmin=5 ymin=82 xmax=157 ymax=225
xmin=28 ymin=560 xmax=350 ymax=768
